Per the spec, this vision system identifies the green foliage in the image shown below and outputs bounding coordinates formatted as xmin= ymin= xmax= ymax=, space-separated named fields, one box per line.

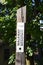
xmin=26 ymin=0 xmax=43 ymax=57
xmin=0 ymin=1 xmax=19 ymax=64
xmin=0 ymin=0 xmax=43 ymax=64
xmin=8 ymin=54 xmax=15 ymax=64
xmin=26 ymin=46 xmax=33 ymax=56
xmin=0 ymin=6 xmax=18 ymax=43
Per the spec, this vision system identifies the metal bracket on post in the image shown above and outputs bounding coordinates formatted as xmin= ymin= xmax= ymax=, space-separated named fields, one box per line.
xmin=15 ymin=6 xmax=26 ymax=65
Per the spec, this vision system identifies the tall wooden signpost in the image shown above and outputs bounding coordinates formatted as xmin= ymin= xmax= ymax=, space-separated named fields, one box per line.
xmin=15 ymin=6 xmax=26 ymax=65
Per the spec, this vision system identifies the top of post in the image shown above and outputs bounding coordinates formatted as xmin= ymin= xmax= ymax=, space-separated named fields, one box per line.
xmin=17 ymin=6 xmax=26 ymax=23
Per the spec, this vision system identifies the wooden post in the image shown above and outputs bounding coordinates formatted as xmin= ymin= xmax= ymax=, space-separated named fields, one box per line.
xmin=15 ymin=6 xmax=26 ymax=65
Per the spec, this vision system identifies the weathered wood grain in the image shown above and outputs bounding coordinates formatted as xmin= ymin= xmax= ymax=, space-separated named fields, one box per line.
xmin=15 ymin=6 xmax=26 ymax=65
xmin=17 ymin=6 xmax=26 ymax=23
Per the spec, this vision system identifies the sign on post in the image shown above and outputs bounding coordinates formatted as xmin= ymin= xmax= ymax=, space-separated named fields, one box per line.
xmin=15 ymin=6 xmax=26 ymax=65
xmin=16 ymin=6 xmax=26 ymax=53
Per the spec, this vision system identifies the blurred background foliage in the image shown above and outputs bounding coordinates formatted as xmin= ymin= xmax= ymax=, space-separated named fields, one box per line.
xmin=0 ymin=0 xmax=43 ymax=65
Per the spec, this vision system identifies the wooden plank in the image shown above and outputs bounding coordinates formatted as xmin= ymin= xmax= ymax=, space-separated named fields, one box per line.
xmin=23 ymin=6 xmax=26 ymax=23
xmin=17 ymin=6 xmax=26 ymax=23
xmin=15 ymin=6 xmax=26 ymax=65
xmin=15 ymin=53 xmax=26 ymax=65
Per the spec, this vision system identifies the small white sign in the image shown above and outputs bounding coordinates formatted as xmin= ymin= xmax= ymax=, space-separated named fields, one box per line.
xmin=39 ymin=20 xmax=43 ymax=31
xmin=16 ymin=22 xmax=24 ymax=52
xmin=40 ymin=20 xmax=43 ymax=24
